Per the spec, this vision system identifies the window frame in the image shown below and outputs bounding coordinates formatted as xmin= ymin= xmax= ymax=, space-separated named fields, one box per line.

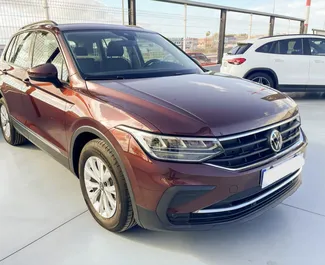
xmin=32 ymin=30 xmax=70 ymax=83
xmin=3 ymin=36 xmax=17 ymax=62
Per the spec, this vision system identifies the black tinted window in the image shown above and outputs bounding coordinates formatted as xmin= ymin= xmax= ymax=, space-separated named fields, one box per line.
xmin=278 ymin=39 xmax=303 ymax=55
xmin=308 ymin=38 xmax=325 ymax=56
xmin=32 ymin=31 xmax=69 ymax=81
xmin=4 ymin=37 xmax=16 ymax=62
xmin=10 ymin=32 xmax=35 ymax=68
xmin=256 ymin=41 xmax=277 ymax=53
xmin=228 ymin=44 xmax=252 ymax=55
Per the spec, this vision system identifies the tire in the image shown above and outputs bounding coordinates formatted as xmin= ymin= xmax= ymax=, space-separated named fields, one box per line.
xmin=0 ymin=98 xmax=26 ymax=146
xmin=247 ymin=72 xmax=275 ymax=88
xmin=78 ymin=139 xmax=136 ymax=232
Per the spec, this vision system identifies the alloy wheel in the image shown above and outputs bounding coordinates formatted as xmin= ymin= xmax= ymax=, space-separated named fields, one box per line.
xmin=84 ymin=156 xmax=117 ymax=218
xmin=0 ymin=105 xmax=10 ymax=139
xmin=251 ymin=76 xmax=271 ymax=87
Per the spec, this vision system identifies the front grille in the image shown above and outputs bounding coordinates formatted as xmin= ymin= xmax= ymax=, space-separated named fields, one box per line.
xmin=168 ymin=171 xmax=300 ymax=225
xmin=207 ymin=116 xmax=301 ymax=169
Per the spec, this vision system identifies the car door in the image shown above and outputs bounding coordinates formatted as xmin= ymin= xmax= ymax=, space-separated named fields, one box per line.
xmin=270 ymin=38 xmax=309 ymax=90
xmin=22 ymin=30 xmax=72 ymax=159
xmin=0 ymin=32 xmax=35 ymax=124
xmin=305 ymin=37 xmax=325 ymax=90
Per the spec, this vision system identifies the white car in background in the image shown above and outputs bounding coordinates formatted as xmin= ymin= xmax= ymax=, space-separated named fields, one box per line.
xmin=221 ymin=35 xmax=325 ymax=91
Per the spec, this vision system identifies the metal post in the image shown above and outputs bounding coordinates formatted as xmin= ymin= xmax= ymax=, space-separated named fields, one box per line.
xmin=183 ymin=4 xmax=187 ymax=51
xmin=128 ymin=0 xmax=136 ymax=25
xmin=269 ymin=16 xmax=275 ymax=36
xmin=217 ymin=9 xmax=227 ymax=64
xmin=43 ymin=0 xmax=50 ymax=20
xmin=300 ymin=21 xmax=305 ymax=34
xmin=122 ymin=0 xmax=125 ymax=25
xmin=304 ymin=0 xmax=311 ymax=34
xmin=249 ymin=14 xmax=253 ymax=38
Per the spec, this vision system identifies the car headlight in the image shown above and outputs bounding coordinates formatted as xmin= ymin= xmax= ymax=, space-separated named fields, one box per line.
xmin=117 ymin=126 xmax=224 ymax=162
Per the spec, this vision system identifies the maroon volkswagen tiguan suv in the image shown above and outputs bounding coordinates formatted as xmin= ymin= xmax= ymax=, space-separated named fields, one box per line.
xmin=0 ymin=21 xmax=307 ymax=232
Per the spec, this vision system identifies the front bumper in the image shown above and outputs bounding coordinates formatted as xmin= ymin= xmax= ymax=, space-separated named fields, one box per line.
xmin=111 ymin=128 xmax=307 ymax=231
xmin=137 ymin=169 xmax=301 ymax=231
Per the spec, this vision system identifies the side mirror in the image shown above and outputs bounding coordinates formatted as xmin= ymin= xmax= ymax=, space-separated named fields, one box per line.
xmin=28 ymin=63 xmax=61 ymax=88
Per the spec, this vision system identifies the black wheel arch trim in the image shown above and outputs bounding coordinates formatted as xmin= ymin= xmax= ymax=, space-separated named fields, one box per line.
xmin=244 ymin=68 xmax=279 ymax=87
xmin=69 ymin=126 xmax=141 ymax=225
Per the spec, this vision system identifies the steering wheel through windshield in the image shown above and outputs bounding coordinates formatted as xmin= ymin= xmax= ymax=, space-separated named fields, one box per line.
xmin=144 ymin=59 xmax=161 ymax=67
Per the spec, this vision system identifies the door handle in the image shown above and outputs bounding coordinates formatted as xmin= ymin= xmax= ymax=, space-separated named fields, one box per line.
xmin=274 ymin=59 xmax=284 ymax=63
xmin=314 ymin=60 xmax=324 ymax=63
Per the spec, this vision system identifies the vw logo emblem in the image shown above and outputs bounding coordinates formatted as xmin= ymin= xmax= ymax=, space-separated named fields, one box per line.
xmin=269 ymin=129 xmax=283 ymax=152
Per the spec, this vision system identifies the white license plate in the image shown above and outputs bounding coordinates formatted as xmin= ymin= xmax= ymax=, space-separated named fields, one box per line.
xmin=261 ymin=155 xmax=305 ymax=189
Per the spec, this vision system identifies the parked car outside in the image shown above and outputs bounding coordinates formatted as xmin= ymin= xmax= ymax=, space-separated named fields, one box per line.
xmin=221 ymin=35 xmax=325 ymax=91
xmin=187 ymin=52 xmax=215 ymax=66
xmin=0 ymin=21 xmax=307 ymax=232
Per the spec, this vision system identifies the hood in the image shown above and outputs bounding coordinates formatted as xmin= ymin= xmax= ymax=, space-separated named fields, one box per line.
xmin=87 ymin=73 xmax=298 ymax=137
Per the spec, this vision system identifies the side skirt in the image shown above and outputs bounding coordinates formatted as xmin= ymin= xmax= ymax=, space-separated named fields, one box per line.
xmin=11 ymin=116 xmax=70 ymax=169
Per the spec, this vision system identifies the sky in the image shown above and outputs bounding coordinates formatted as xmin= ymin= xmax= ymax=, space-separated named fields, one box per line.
xmin=105 ymin=0 xmax=325 ymax=38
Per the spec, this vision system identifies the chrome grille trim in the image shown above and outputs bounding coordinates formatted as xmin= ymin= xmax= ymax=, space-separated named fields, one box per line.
xmin=204 ymin=118 xmax=304 ymax=172
xmin=218 ymin=114 xmax=299 ymax=142
xmin=194 ymin=168 xmax=302 ymax=214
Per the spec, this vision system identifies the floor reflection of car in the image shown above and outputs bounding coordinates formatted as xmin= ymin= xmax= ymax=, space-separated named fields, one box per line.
xmin=187 ymin=52 xmax=214 ymax=66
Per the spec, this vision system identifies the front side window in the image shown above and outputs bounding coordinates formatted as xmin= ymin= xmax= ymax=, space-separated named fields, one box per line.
xmin=308 ymin=38 xmax=325 ymax=56
xmin=64 ymin=30 xmax=202 ymax=79
xmin=278 ymin=39 xmax=303 ymax=55
xmin=32 ymin=31 xmax=69 ymax=82
xmin=10 ymin=32 xmax=35 ymax=68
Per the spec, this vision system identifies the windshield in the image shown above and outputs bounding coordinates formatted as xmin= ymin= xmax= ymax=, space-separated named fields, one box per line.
xmin=63 ymin=30 xmax=202 ymax=80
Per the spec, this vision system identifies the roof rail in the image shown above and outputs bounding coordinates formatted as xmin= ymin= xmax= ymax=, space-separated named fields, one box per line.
xmin=20 ymin=20 xmax=58 ymax=30
xmin=259 ymin=34 xmax=318 ymax=40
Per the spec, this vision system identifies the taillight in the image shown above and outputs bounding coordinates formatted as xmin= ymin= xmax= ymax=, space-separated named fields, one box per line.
xmin=227 ymin=58 xmax=246 ymax=65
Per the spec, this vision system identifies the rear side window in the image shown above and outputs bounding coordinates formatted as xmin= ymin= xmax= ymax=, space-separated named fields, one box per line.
xmin=228 ymin=43 xmax=252 ymax=55
xmin=256 ymin=41 xmax=277 ymax=53
xmin=4 ymin=37 xmax=17 ymax=62
xmin=10 ymin=32 xmax=35 ymax=68
xmin=278 ymin=39 xmax=303 ymax=55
